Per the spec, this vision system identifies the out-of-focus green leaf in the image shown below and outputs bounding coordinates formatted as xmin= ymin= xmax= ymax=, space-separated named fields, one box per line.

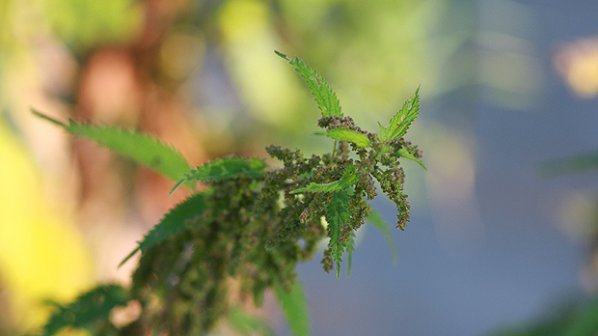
xmin=540 ymin=152 xmax=598 ymax=176
xmin=276 ymin=50 xmax=343 ymax=118
xmin=326 ymin=128 xmax=370 ymax=148
xmin=367 ymin=210 xmax=398 ymax=264
xmin=42 ymin=284 xmax=130 ymax=335
xmin=491 ymin=300 xmax=598 ymax=336
xmin=274 ymin=281 xmax=310 ymax=336
xmin=398 ymin=148 xmax=426 ymax=170
xmin=564 ymin=299 xmax=598 ymax=336
xmin=228 ymin=307 xmax=274 ymax=336
xmin=32 ymin=110 xmax=190 ymax=182
xmin=345 ymin=231 xmax=356 ymax=277
xmin=45 ymin=0 xmax=142 ymax=51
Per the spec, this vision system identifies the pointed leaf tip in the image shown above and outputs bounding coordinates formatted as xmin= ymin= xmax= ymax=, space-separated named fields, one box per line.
xmin=31 ymin=109 xmax=67 ymax=128
xmin=34 ymin=117 xmax=191 ymax=182
xmin=279 ymin=53 xmax=343 ymax=118
xmin=169 ymin=178 xmax=187 ymax=195
xmin=117 ymin=247 xmax=140 ymax=268
xmin=274 ymin=50 xmax=289 ymax=60
xmin=379 ymin=88 xmax=421 ymax=142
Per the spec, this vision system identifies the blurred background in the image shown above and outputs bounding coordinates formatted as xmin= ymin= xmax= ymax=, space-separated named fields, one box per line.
xmin=1 ymin=0 xmax=598 ymax=335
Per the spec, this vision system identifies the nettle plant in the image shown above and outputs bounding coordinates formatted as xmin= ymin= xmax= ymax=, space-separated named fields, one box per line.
xmin=32 ymin=52 xmax=424 ymax=336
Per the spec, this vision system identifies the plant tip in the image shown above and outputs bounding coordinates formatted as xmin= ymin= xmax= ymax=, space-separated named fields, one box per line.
xmin=169 ymin=178 xmax=186 ymax=195
xmin=274 ymin=50 xmax=289 ymax=60
xmin=30 ymin=108 xmax=67 ymax=128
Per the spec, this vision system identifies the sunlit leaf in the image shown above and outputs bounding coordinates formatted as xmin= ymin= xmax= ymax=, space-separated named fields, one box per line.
xmin=379 ymin=88 xmax=420 ymax=142
xmin=276 ymin=50 xmax=343 ymax=118
xmin=326 ymin=128 xmax=370 ymax=148
xmin=32 ymin=110 xmax=190 ymax=182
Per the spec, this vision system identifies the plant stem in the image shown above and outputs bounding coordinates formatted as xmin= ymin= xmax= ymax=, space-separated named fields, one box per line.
xmin=332 ymin=140 xmax=338 ymax=159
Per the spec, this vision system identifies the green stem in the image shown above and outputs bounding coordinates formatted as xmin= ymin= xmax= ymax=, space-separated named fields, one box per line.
xmin=332 ymin=140 xmax=338 ymax=160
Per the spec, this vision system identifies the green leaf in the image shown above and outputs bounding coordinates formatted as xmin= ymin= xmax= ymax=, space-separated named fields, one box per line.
xmin=172 ymin=157 xmax=266 ymax=193
xmin=540 ymin=152 xmax=598 ymax=176
xmin=119 ymin=192 xmax=209 ymax=267
xmin=326 ymin=128 xmax=370 ymax=148
xmin=275 ymin=51 xmax=342 ymax=118
xmin=32 ymin=109 xmax=190 ymax=182
xmin=274 ymin=281 xmax=310 ymax=336
xmin=345 ymin=231 xmax=356 ymax=277
xmin=228 ymin=307 xmax=274 ymax=336
xmin=42 ymin=284 xmax=130 ymax=335
xmin=379 ymin=88 xmax=420 ymax=142
xmin=367 ymin=210 xmax=398 ymax=264
xmin=398 ymin=148 xmax=426 ymax=170
xmin=291 ymin=164 xmax=358 ymax=194
xmin=290 ymin=179 xmax=345 ymax=194
xmin=564 ymin=299 xmax=598 ymax=336
xmin=325 ymin=190 xmax=352 ymax=277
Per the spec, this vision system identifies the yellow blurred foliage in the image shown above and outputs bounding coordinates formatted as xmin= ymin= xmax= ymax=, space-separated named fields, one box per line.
xmin=0 ymin=122 xmax=92 ymax=329
xmin=42 ymin=0 xmax=143 ymax=51
xmin=218 ymin=0 xmax=301 ymax=127
xmin=555 ymin=38 xmax=598 ymax=98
